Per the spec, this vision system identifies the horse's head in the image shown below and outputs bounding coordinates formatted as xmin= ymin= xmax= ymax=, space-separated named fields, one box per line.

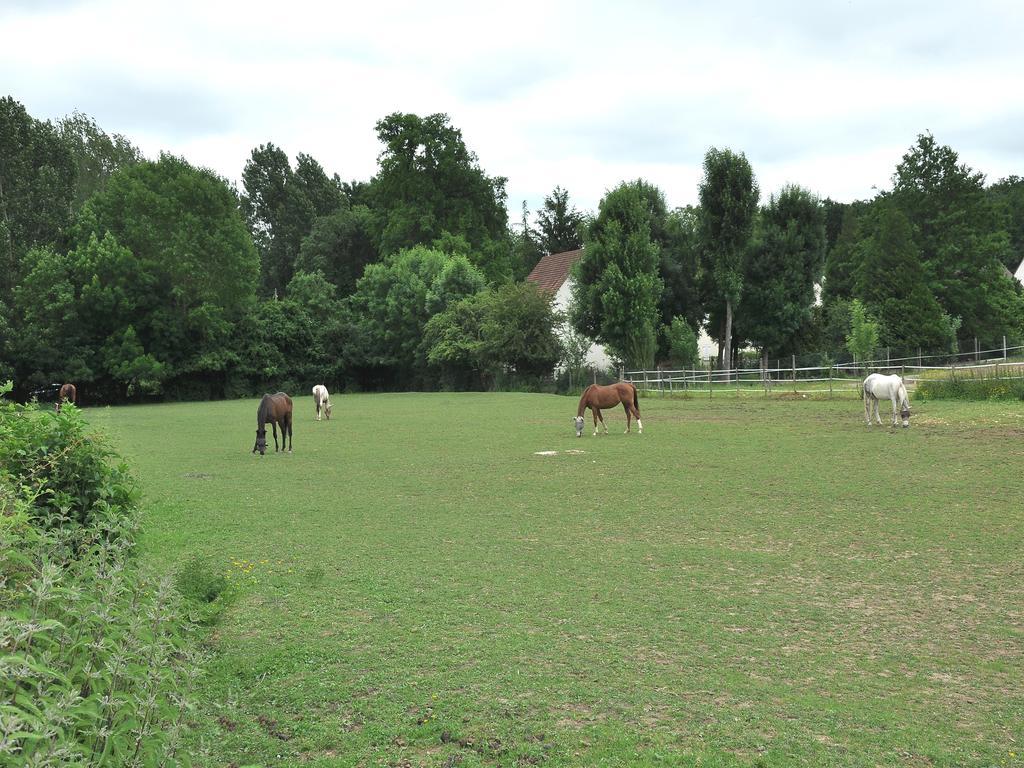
xmin=900 ymin=405 xmax=911 ymax=428
xmin=573 ymin=416 xmax=585 ymax=437
xmin=324 ymin=400 xmax=332 ymax=420
xmin=254 ymin=428 xmax=267 ymax=455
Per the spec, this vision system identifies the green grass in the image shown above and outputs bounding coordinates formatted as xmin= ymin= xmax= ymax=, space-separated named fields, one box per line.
xmin=87 ymin=393 xmax=1024 ymax=767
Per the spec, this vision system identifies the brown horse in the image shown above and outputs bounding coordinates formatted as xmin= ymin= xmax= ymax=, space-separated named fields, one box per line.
xmin=574 ymin=382 xmax=642 ymax=437
xmin=56 ymin=383 xmax=77 ymax=412
xmin=253 ymin=392 xmax=293 ymax=455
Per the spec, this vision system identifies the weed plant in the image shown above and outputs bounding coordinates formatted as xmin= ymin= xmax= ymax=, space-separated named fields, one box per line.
xmin=0 ymin=383 xmax=201 ymax=767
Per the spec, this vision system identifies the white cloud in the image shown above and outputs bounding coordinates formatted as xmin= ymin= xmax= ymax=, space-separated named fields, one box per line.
xmin=2 ymin=0 xmax=1022 ymax=217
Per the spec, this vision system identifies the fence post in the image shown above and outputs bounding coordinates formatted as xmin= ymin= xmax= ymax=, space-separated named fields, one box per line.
xmin=1003 ymin=335 xmax=1007 ymax=360
xmin=792 ymin=354 xmax=797 ymax=394
xmin=975 ymin=337 xmax=980 ymax=361
xmin=918 ymin=348 xmax=922 ymax=367
xmin=829 ymin=366 xmax=833 ymax=399
xmin=593 ymin=367 xmax=597 ymax=385
xmin=708 ymin=366 xmax=712 ymax=399
xmin=887 ymin=347 xmax=890 ymax=367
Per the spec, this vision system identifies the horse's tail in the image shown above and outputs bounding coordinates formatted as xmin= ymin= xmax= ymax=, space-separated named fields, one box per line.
xmin=632 ymin=382 xmax=639 ymax=416
xmin=577 ymin=385 xmax=593 ymax=417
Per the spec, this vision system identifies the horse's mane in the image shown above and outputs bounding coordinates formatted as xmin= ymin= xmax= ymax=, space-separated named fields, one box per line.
xmin=257 ymin=393 xmax=272 ymax=424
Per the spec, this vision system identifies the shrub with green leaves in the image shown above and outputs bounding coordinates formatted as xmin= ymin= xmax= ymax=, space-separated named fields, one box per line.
xmin=0 ymin=382 xmax=200 ymax=766
xmin=917 ymin=376 xmax=1024 ymax=401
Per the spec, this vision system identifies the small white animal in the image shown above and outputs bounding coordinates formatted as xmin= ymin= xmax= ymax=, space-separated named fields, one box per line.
xmin=312 ymin=384 xmax=332 ymax=421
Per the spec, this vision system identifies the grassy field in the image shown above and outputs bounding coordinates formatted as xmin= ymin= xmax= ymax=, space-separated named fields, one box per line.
xmin=87 ymin=393 xmax=1024 ymax=768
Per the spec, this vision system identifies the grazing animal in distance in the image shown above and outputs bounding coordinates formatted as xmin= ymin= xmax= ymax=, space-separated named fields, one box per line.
xmin=56 ymin=383 xmax=77 ymax=412
xmin=574 ymin=382 xmax=642 ymax=437
xmin=312 ymin=384 xmax=332 ymax=421
xmin=253 ymin=392 xmax=293 ymax=455
xmin=863 ymin=373 xmax=911 ymax=428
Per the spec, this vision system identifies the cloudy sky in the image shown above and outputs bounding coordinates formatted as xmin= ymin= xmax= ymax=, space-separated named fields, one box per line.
xmin=3 ymin=0 xmax=1022 ymax=217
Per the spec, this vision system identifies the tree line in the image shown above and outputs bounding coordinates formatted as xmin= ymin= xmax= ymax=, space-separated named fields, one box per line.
xmin=2 ymin=94 xmax=1023 ymax=402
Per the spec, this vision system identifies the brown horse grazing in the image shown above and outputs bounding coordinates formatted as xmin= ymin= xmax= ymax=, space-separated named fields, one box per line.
xmin=253 ymin=392 xmax=293 ymax=455
xmin=56 ymin=383 xmax=77 ymax=412
xmin=574 ymin=382 xmax=642 ymax=437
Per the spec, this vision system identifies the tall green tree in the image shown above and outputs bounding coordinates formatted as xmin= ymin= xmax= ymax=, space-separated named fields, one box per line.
xmin=0 ymin=97 xmax=75 ymax=299
xmin=889 ymin=133 xmax=1023 ymax=344
xmin=571 ymin=180 xmax=664 ymax=368
xmin=534 ymin=186 xmax=585 ymax=255
xmin=741 ymin=185 xmax=826 ymax=364
xmin=241 ymin=144 xmax=343 ymax=296
xmin=854 ymin=204 xmax=958 ymax=353
xmin=57 ymin=110 xmax=144 ymax=211
xmin=698 ymin=148 xmax=759 ymax=374
xmin=74 ymin=154 xmax=259 ymax=395
xmin=988 ymin=175 xmax=1024 ymax=271
xmin=294 ymin=205 xmax=378 ymax=296
xmin=659 ymin=205 xmax=705 ymax=345
xmin=512 ymin=200 xmax=544 ymax=279
xmin=371 ymin=113 xmax=511 ymax=281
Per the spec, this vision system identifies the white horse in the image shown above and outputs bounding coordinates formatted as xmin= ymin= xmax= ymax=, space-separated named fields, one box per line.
xmin=312 ymin=384 xmax=332 ymax=421
xmin=863 ymin=373 xmax=911 ymax=428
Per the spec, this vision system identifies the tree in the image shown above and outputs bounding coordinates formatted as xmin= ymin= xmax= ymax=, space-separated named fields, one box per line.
xmin=741 ymin=185 xmax=826 ymax=364
xmin=889 ymin=133 xmax=1024 ymax=344
xmin=854 ymin=204 xmax=958 ymax=353
xmin=74 ymin=154 xmax=259 ymax=395
xmin=571 ymin=181 xmax=664 ymax=369
xmin=241 ymin=144 xmax=344 ymax=296
xmin=0 ymin=97 xmax=75 ymax=299
xmin=535 ymin=186 xmax=584 ymax=255
xmin=512 ymin=200 xmax=544 ymax=279
xmin=698 ymin=148 xmax=759 ymax=376
xmin=371 ymin=113 xmax=510 ymax=280
xmin=662 ymin=316 xmax=700 ymax=366
xmin=294 ymin=205 xmax=378 ymax=296
xmin=346 ymin=245 xmax=486 ymax=387
xmin=425 ymin=282 xmax=561 ymax=387
xmin=659 ymin=206 xmax=705 ymax=345
xmin=58 ymin=110 xmax=144 ymax=210
xmin=988 ymin=175 xmax=1024 ymax=271
xmin=846 ymin=299 xmax=880 ymax=368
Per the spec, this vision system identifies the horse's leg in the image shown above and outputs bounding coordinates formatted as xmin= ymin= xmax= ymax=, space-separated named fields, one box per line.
xmin=864 ymin=394 xmax=871 ymax=425
xmin=272 ymin=421 xmax=279 ymax=452
xmin=287 ymin=415 xmax=293 ymax=453
xmin=592 ymin=407 xmax=599 ymax=436
xmin=622 ymin=401 xmax=631 ymax=433
xmin=890 ymin=395 xmax=898 ymax=427
xmin=598 ymin=409 xmax=608 ymax=435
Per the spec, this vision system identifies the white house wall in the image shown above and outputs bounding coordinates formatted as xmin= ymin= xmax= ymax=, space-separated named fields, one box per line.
xmin=554 ymin=279 xmax=613 ymax=371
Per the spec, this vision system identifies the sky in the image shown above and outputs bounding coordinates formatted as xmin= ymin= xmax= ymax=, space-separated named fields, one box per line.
xmin=3 ymin=0 xmax=1023 ymax=218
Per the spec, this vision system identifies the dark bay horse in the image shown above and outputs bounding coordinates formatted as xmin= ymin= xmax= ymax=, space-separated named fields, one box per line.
xmin=253 ymin=392 xmax=293 ymax=455
xmin=574 ymin=382 xmax=642 ymax=437
xmin=56 ymin=383 xmax=77 ymax=412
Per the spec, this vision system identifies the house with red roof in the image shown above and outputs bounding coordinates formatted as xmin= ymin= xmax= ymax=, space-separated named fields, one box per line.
xmin=527 ymin=248 xmax=720 ymax=369
xmin=526 ymin=248 xmax=614 ymax=370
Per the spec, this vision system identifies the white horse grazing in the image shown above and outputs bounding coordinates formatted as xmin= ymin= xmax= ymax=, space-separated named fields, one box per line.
xmin=863 ymin=373 xmax=911 ymax=428
xmin=312 ymin=384 xmax=332 ymax=421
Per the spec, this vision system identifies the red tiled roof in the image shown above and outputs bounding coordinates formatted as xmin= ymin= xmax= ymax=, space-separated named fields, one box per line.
xmin=525 ymin=248 xmax=584 ymax=294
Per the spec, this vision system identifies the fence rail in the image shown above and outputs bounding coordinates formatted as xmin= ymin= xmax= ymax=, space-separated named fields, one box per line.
xmin=625 ymin=345 xmax=1024 ymax=397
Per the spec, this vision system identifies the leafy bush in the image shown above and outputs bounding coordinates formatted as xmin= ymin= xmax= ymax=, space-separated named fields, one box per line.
xmin=917 ymin=376 xmax=1024 ymax=401
xmin=0 ymin=382 xmax=199 ymax=766
xmin=0 ymin=392 xmax=136 ymax=533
